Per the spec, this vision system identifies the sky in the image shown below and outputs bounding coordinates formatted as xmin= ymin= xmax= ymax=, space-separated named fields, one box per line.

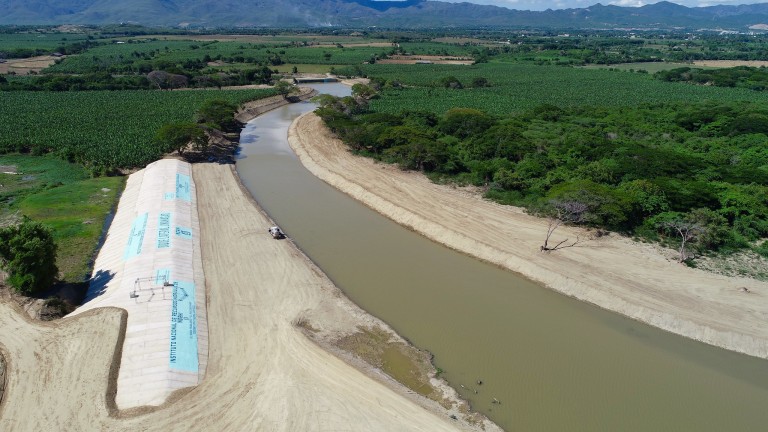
xmin=435 ymin=0 xmax=767 ymax=11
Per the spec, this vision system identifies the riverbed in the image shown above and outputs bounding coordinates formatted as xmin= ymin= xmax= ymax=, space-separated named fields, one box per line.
xmin=235 ymin=83 xmax=768 ymax=431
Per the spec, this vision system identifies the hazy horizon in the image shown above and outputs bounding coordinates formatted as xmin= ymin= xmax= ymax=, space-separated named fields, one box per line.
xmin=423 ymin=0 xmax=767 ymax=11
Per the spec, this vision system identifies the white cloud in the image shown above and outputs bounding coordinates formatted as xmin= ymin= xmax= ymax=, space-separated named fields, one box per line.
xmin=436 ymin=0 xmax=768 ymax=11
xmin=608 ymin=0 xmax=646 ymax=6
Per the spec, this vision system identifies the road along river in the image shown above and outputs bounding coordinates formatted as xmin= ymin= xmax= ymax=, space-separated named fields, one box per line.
xmin=235 ymin=83 xmax=768 ymax=431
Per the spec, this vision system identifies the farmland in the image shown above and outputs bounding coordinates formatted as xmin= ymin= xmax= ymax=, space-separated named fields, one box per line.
xmin=349 ymin=63 xmax=768 ymax=116
xmin=45 ymin=40 xmax=394 ymax=74
xmin=580 ymin=62 xmax=706 ymax=73
xmin=0 ymin=32 xmax=93 ymax=51
xmin=132 ymin=34 xmax=386 ymax=45
xmin=0 ymin=88 xmax=278 ymax=169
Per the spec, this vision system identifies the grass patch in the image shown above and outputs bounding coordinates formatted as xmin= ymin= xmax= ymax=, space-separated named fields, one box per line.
xmin=335 ymin=326 xmax=437 ymax=398
xmin=0 ymin=154 xmax=88 ymax=214
xmin=17 ymin=175 xmax=124 ymax=283
xmin=1 ymin=154 xmax=123 ymax=286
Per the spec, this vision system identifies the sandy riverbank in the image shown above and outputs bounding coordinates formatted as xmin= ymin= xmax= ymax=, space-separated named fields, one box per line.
xmin=289 ymin=112 xmax=768 ymax=359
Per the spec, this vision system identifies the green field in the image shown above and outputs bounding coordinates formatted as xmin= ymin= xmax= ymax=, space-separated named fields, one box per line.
xmin=0 ymin=32 xmax=93 ymax=51
xmin=397 ymin=42 xmax=474 ymax=57
xmin=133 ymin=34 xmax=386 ymax=45
xmin=0 ymin=88 xmax=278 ymax=168
xmin=580 ymin=62 xmax=711 ymax=73
xmin=354 ymin=63 xmax=768 ymax=116
xmin=18 ymin=176 xmax=123 ymax=282
xmin=321 ymin=58 xmax=768 ymax=266
xmin=0 ymin=154 xmax=122 ymax=283
xmin=46 ymin=40 xmax=390 ymax=73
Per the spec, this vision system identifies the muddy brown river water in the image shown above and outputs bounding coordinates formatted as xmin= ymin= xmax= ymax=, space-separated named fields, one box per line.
xmin=235 ymin=84 xmax=768 ymax=431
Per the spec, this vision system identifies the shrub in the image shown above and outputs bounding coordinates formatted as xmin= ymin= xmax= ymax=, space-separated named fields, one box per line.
xmin=0 ymin=219 xmax=58 ymax=295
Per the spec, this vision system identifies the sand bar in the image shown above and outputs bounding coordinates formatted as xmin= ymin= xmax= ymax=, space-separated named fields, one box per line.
xmin=289 ymin=112 xmax=768 ymax=359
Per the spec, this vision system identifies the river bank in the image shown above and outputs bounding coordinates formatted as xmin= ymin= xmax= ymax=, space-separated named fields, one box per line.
xmin=187 ymin=163 xmax=498 ymax=431
xmin=288 ymin=111 xmax=768 ymax=360
xmin=0 ymin=88 xmax=500 ymax=431
xmin=1 ymin=161 xmax=496 ymax=431
xmin=235 ymin=86 xmax=317 ymax=123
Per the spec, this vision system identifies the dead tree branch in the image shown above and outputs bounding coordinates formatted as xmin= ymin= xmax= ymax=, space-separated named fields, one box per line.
xmin=660 ymin=220 xmax=704 ymax=262
xmin=541 ymin=200 xmax=590 ymax=252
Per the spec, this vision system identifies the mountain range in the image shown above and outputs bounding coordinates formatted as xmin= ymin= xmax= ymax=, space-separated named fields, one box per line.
xmin=2 ymin=0 xmax=768 ymax=29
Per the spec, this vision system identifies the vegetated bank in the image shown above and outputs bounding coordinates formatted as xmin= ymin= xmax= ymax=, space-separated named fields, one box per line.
xmin=319 ymin=65 xmax=768 ymax=272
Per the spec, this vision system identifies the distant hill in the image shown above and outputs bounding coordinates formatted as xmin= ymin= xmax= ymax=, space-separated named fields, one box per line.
xmin=2 ymin=0 xmax=768 ymax=29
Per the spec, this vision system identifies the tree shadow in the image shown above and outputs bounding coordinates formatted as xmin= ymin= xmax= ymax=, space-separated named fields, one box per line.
xmin=83 ymin=269 xmax=116 ymax=303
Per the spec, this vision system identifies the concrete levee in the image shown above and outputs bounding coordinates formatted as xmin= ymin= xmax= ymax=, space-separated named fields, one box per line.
xmin=70 ymin=159 xmax=208 ymax=409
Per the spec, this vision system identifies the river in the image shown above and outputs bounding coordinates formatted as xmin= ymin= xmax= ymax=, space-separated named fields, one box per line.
xmin=235 ymin=83 xmax=768 ymax=431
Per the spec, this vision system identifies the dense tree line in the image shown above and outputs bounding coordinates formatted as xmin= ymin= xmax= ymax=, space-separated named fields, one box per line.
xmin=154 ymin=98 xmax=243 ymax=157
xmin=433 ymin=32 xmax=768 ymax=66
xmin=655 ymin=66 xmax=768 ymax=91
xmin=0 ymin=66 xmax=274 ymax=92
xmin=0 ymin=39 xmax=100 ymax=59
xmin=317 ymin=95 xmax=768 ymax=258
xmin=1 ymin=72 xmax=152 ymax=91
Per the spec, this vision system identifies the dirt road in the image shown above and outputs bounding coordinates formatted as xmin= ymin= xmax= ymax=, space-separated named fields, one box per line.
xmin=289 ymin=112 xmax=768 ymax=359
xmin=0 ymin=299 xmax=124 ymax=430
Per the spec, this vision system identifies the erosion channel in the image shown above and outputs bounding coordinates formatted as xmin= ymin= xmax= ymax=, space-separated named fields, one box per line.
xmin=235 ymin=83 xmax=768 ymax=431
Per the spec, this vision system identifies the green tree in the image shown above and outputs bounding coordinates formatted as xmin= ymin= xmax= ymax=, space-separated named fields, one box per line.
xmin=439 ymin=108 xmax=495 ymax=140
xmin=438 ymin=76 xmax=463 ymax=89
xmin=465 ymin=120 xmax=531 ymax=162
xmin=471 ymin=77 xmax=490 ymax=88
xmin=154 ymin=122 xmax=208 ymax=156
xmin=196 ymin=99 xmax=241 ymax=132
xmin=546 ymin=180 xmax=633 ymax=229
xmin=274 ymin=80 xmax=298 ymax=99
xmin=0 ymin=219 xmax=58 ymax=295
xmin=351 ymin=83 xmax=377 ymax=99
xmin=686 ymin=208 xmax=731 ymax=250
